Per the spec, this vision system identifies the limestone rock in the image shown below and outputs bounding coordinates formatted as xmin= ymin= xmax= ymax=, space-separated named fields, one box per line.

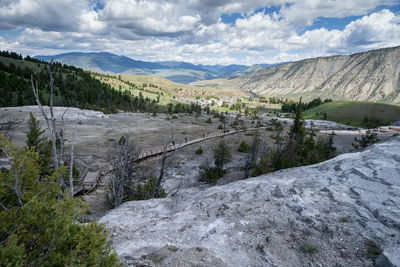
xmin=375 ymin=246 xmax=400 ymax=267
xmin=100 ymin=137 xmax=400 ymax=266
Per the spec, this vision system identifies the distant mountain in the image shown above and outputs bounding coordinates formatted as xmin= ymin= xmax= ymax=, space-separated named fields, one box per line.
xmin=35 ymin=52 xmax=268 ymax=83
xmin=35 ymin=52 xmax=167 ymax=73
xmin=232 ymin=46 xmax=400 ymax=103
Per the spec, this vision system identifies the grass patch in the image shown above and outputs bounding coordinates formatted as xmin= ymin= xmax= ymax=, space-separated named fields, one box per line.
xmin=303 ymin=101 xmax=400 ymax=127
xmin=366 ymin=240 xmax=382 ymax=259
xmin=300 ymin=243 xmax=318 ymax=254
xmin=195 ymin=146 xmax=203 ymax=155
xmin=237 ymin=141 xmax=250 ymax=152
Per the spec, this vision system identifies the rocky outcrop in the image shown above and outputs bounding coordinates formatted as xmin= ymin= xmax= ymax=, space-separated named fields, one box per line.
xmin=100 ymin=137 xmax=400 ymax=266
xmin=236 ymin=46 xmax=400 ymax=103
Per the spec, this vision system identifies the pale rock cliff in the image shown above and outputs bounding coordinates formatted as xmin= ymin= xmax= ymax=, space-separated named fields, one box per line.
xmin=100 ymin=137 xmax=400 ymax=266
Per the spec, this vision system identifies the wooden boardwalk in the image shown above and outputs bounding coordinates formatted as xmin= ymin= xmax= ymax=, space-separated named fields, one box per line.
xmin=73 ymin=127 xmax=266 ymax=195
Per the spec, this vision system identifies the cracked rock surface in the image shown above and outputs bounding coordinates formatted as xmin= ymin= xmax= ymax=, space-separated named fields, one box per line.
xmin=100 ymin=137 xmax=400 ymax=266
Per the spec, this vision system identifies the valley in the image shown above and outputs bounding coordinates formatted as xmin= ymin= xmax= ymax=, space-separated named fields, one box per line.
xmin=3 ymin=1 xmax=400 ymax=266
xmin=1 ymin=46 xmax=400 ymax=267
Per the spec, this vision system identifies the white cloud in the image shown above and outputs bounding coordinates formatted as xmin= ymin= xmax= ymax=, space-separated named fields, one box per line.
xmin=0 ymin=0 xmax=399 ymax=65
xmin=0 ymin=0 xmax=91 ymax=31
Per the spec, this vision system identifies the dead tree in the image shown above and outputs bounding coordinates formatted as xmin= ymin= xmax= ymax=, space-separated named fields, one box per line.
xmin=69 ymin=116 xmax=78 ymax=196
xmin=31 ymin=63 xmax=69 ymax=190
xmin=244 ymin=131 xmax=260 ymax=178
xmin=220 ymin=113 xmax=227 ymax=131
xmin=0 ymin=119 xmax=21 ymax=132
xmin=109 ymin=135 xmax=138 ymax=208
xmin=154 ymin=132 xmax=176 ymax=198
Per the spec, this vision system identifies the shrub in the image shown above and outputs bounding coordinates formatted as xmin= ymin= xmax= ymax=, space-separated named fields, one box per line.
xmin=352 ymin=130 xmax=379 ymax=150
xmin=300 ymin=243 xmax=318 ymax=254
xmin=237 ymin=141 xmax=250 ymax=152
xmin=205 ymin=118 xmax=212 ymax=124
xmin=195 ymin=146 xmax=203 ymax=155
xmin=199 ymin=165 xmax=226 ymax=184
xmin=366 ymin=240 xmax=382 ymax=259
xmin=213 ymin=140 xmax=232 ymax=169
xmin=253 ymin=101 xmax=336 ymax=175
xmin=171 ymin=115 xmax=178 ymax=119
xmin=218 ymin=125 xmax=223 ymax=130
xmin=129 ymin=175 xmax=167 ymax=201
xmin=361 ymin=117 xmax=389 ymax=129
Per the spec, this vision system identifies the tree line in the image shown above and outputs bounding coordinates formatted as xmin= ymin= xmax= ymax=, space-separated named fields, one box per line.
xmin=0 ymin=51 xmax=162 ymax=114
xmin=281 ymin=97 xmax=332 ymax=113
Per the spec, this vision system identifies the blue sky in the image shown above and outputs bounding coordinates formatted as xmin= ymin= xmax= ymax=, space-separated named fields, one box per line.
xmin=0 ymin=0 xmax=399 ymax=65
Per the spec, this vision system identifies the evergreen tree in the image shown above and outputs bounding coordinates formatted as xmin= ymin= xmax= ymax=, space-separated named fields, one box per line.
xmin=213 ymin=140 xmax=232 ymax=169
xmin=0 ymin=135 xmax=120 ymax=266
xmin=25 ymin=112 xmax=52 ymax=176
xmin=252 ymin=101 xmax=336 ymax=176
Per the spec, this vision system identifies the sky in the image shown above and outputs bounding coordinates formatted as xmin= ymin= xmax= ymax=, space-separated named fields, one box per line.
xmin=0 ymin=0 xmax=400 ymax=65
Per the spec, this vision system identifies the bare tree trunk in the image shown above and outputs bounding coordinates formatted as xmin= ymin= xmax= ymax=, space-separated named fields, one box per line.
xmin=69 ymin=116 xmax=77 ymax=196
xmin=31 ymin=62 xmax=68 ymax=190
xmin=154 ymin=132 xmax=175 ymax=198
xmin=58 ymin=107 xmax=69 ymax=167
xmin=32 ymin=76 xmax=58 ymax=170
xmin=109 ymin=136 xmax=139 ymax=208
xmin=244 ymin=131 xmax=260 ymax=178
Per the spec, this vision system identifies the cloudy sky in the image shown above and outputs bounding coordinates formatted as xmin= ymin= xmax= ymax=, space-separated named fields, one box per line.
xmin=0 ymin=0 xmax=400 ymax=65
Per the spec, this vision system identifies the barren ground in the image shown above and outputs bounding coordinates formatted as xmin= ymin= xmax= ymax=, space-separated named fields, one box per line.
xmin=0 ymin=106 xmax=396 ymax=219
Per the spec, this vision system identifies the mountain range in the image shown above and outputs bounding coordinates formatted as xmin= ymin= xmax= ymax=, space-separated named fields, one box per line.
xmin=192 ymin=46 xmax=400 ymax=103
xmin=235 ymin=46 xmax=400 ymax=103
xmin=35 ymin=52 xmax=272 ymax=84
xmin=36 ymin=46 xmax=400 ymax=103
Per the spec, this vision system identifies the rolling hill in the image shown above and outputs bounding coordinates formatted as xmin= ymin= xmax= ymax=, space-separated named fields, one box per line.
xmin=35 ymin=52 xmax=270 ymax=84
xmin=230 ymin=46 xmax=400 ymax=103
xmin=303 ymin=101 xmax=400 ymax=126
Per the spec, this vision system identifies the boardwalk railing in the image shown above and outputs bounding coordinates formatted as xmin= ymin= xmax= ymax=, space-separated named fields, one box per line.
xmin=73 ymin=127 xmax=266 ymax=195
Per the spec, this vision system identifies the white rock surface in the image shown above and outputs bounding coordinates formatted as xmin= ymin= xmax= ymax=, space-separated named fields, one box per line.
xmin=100 ymin=137 xmax=400 ymax=266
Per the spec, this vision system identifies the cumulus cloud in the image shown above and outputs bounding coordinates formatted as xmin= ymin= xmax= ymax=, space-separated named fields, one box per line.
xmin=0 ymin=0 xmax=91 ymax=31
xmin=0 ymin=0 xmax=399 ymax=65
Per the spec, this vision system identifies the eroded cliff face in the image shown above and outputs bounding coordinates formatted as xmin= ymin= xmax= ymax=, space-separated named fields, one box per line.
xmin=237 ymin=46 xmax=400 ymax=103
xmin=100 ymin=137 xmax=400 ymax=266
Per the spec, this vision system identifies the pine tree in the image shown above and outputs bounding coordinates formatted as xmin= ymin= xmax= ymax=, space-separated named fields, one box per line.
xmin=0 ymin=135 xmax=120 ymax=266
xmin=25 ymin=112 xmax=52 ymax=175
xmin=213 ymin=140 xmax=232 ymax=169
xmin=26 ymin=112 xmax=45 ymax=148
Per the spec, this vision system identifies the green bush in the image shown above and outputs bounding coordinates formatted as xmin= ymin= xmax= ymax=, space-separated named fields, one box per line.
xmin=300 ymin=243 xmax=318 ymax=254
xmin=0 ymin=135 xmax=120 ymax=266
xmin=352 ymin=130 xmax=379 ymax=150
xmin=213 ymin=140 xmax=232 ymax=169
xmin=195 ymin=147 xmax=203 ymax=155
xmin=366 ymin=240 xmax=382 ymax=259
xmin=205 ymin=118 xmax=212 ymax=124
xmin=361 ymin=116 xmax=389 ymax=128
xmin=252 ymin=101 xmax=336 ymax=176
xmin=171 ymin=115 xmax=178 ymax=119
xmin=129 ymin=175 xmax=167 ymax=201
xmin=199 ymin=165 xmax=226 ymax=184
xmin=237 ymin=141 xmax=250 ymax=152
xmin=218 ymin=125 xmax=223 ymax=130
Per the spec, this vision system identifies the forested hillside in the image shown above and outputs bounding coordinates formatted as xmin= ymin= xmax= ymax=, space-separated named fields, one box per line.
xmin=0 ymin=51 xmax=160 ymax=113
